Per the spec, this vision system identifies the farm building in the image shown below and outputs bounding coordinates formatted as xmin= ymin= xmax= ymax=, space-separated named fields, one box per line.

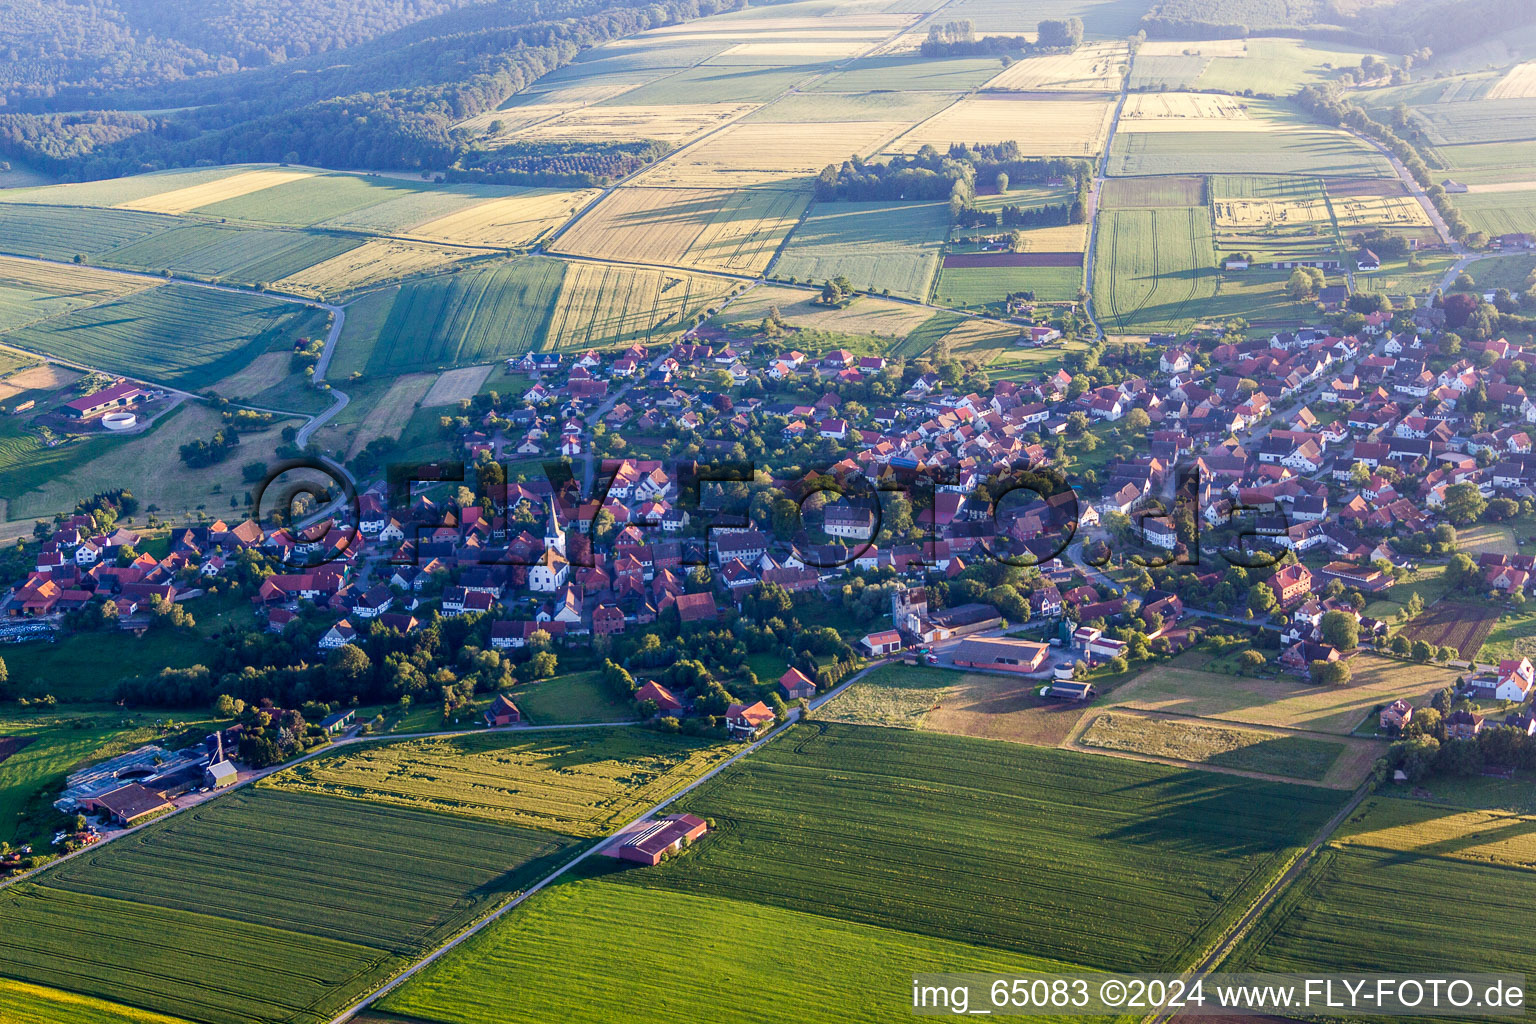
xmin=320 ymin=710 xmax=355 ymax=734
xmin=64 ymin=379 xmax=148 ymax=419
xmin=1046 ymin=681 xmax=1096 ymax=701
xmin=203 ymin=760 xmax=238 ymax=790
xmin=952 ymin=637 xmax=1050 ymax=674
xmin=636 ymin=680 xmax=684 ymax=713
xmin=87 ymin=783 xmax=174 ymax=827
xmin=860 ymin=629 xmax=903 ymax=657
xmin=778 ymin=668 xmax=816 ymax=701
xmin=608 ymin=814 xmax=710 ymax=866
xmin=484 ymin=694 xmax=521 ymax=727
xmin=1318 ymin=562 xmax=1390 ymax=592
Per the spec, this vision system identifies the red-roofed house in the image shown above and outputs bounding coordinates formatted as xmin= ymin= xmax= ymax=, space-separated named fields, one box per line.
xmin=725 ymin=701 xmax=775 ymax=739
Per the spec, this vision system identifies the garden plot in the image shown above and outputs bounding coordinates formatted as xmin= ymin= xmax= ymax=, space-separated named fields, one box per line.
xmin=890 ymin=93 xmax=1114 ymax=157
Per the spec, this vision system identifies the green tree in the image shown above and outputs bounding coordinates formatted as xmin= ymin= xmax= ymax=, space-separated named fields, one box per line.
xmin=1310 ymin=659 xmax=1352 ymax=686
xmin=1442 ymin=482 xmax=1486 ymax=526
xmin=1319 ymin=610 xmax=1359 ymax=650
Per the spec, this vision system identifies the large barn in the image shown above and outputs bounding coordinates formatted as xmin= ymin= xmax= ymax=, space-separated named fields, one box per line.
xmin=952 ymin=637 xmax=1050 ymax=674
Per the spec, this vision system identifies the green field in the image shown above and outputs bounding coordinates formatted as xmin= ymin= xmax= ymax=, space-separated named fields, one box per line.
xmin=510 ymin=671 xmax=637 ymax=725
xmin=1 ymin=285 xmax=322 ymax=387
xmin=99 ymin=225 xmax=361 ymax=285
xmin=1231 ymin=793 xmax=1536 ymax=989
xmin=0 ymin=204 xmax=176 ymax=262
xmin=1453 ymin=253 xmax=1536 ymax=292
xmin=1433 ymin=140 xmax=1536 ymax=185
xmin=888 ymin=308 xmax=968 ymax=358
xmin=192 ymin=173 xmax=446 ymax=228
xmin=1098 ymin=175 xmax=1206 ymax=208
xmin=1412 ymin=98 xmax=1536 ymax=146
xmin=602 ymin=64 xmax=816 ymax=104
xmin=1453 ymin=189 xmax=1536 ymax=237
xmin=0 ymin=977 xmax=195 ymax=1024
xmin=934 ymin=263 xmax=1083 ymax=306
xmin=801 ymin=55 xmax=1005 ymax=93
xmin=773 ymin=201 xmax=949 ymax=300
xmin=1093 ymin=206 xmax=1218 ymax=334
xmin=266 ymin=728 xmax=731 ymax=836
xmin=1078 ymin=712 xmax=1348 ymax=781
xmin=0 ymin=629 xmax=215 ymax=702
xmin=0 ymin=786 xmax=583 ymax=1024
xmin=0 ymin=166 xmax=248 ymax=209
xmin=1109 ymin=131 xmax=1393 ymax=178
xmin=1193 ymin=39 xmax=1386 ymax=96
xmin=636 ymin=724 xmax=1342 ymax=970
xmin=356 ymin=257 xmax=565 ymax=375
xmin=46 ymin=787 xmax=578 ymax=951
xmin=380 ymin=877 xmax=1060 ymax=1024
xmin=1129 ymin=54 xmax=1207 ymax=90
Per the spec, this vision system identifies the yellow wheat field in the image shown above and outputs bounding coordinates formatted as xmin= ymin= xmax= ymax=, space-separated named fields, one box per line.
xmin=545 ymin=262 xmax=731 ymax=351
xmin=1488 ymin=61 xmax=1536 ymax=100
xmin=1331 ymin=195 xmax=1431 ymax=228
xmin=410 ymin=189 xmax=600 ymax=247
xmin=1139 ymin=39 xmax=1247 ymax=58
xmin=116 ymin=168 xmax=315 ymax=214
xmin=984 ymin=42 xmax=1129 ymax=92
xmin=1343 ymin=805 xmax=1536 ymax=867
xmin=276 ymin=239 xmax=476 ymax=297
xmin=1119 ymin=92 xmax=1261 ymax=132
xmin=422 ymin=364 xmax=495 ymax=407
xmin=460 ymin=103 xmax=755 ymax=147
xmin=631 ymin=120 xmax=906 ymax=188
xmin=0 ymin=255 xmax=150 ymax=300
xmin=1010 ymin=222 xmax=1090 ymax=252
xmin=891 ymin=93 xmax=1114 ymax=157
xmin=1215 ymin=198 xmax=1332 ymax=228
xmin=552 ymin=186 xmax=806 ymax=274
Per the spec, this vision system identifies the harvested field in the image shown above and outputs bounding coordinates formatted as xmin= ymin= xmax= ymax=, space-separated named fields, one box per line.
xmin=266 ymin=728 xmax=731 ymax=837
xmin=209 ymin=352 xmax=291 ymax=400
xmin=116 ymin=168 xmax=314 ymax=215
xmin=925 ymin=671 xmax=1093 ymax=747
xmin=1331 ymin=194 xmax=1431 ymax=229
xmin=942 ymin=251 xmax=1082 ymax=267
xmin=1008 ymin=221 xmax=1089 ymax=251
xmin=543 ymin=262 xmax=730 ymax=351
xmin=936 ymin=317 xmax=1028 ymax=362
xmin=551 ymin=186 xmax=806 ymax=274
xmin=274 ymin=239 xmax=479 ymax=298
xmin=422 ymin=365 xmax=494 ymax=407
xmin=984 ymin=42 xmax=1128 ymax=92
xmin=1400 ymin=602 xmax=1499 ymax=659
xmin=890 ymin=93 xmax=1114 ymax=157
xmin=409 ymin=189 xmax=600 ymax=247
xmin=1465 ymin=179 xmax=1536 ymax=193
xmin=1077 ymin=712 xmax=1355 ymax=784
xmin=632 ymin=121 xmax=904 ymax=188
xmin=1488 ymin=61 xmax=1536 ymax=100
xmin=458 ymin=103 xmax=753 ymax=147
xmin=1110 ymin=652 xmax=1455 ymax=735
xmin=1119 ymin=92 xmax=1258 ymax=131
xmin=346 ymin=374 xmax=435 ymax=459
xmin=0 ymin=256 xmax=149 ymax=303
xmin=0 ymin=363 xmax=84 ymax=403
xmin=1215 ymin=197 xmax=1332 ymax=229
xmin=1097 ymin=175 xmax=1205 ymax=209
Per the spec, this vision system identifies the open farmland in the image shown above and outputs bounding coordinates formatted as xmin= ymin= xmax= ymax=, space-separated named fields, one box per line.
xmin=405 ymin=189 xmax=599 ymax=247
xmin=983 ymin=42 xmax=1128 ymax=92
xmin=380 ymin=878 xmax=1054 ymax=1024
xmin=0 ymin=204 xmax=176 ymax=262
xmin=115 ymin=168 xmax=315 ymax=215
xmin=935 ymin=262 xmax=1083 ymax=306
xmin=421 ymin=364 xmax=494 ymax=407
xmin=1451 ymin=189 xmax=1536 ymax=237
xmin=1093 ymin=206 xmax=1217 ymax=334
xmin=626 ymin=724 xmax=1343 ymax=970
xmin=1076 ymin=711 xmax=1360 ymax=785
xmin=1230 ymin=794 xmax=1536 ymax=989
xmin=1400 ymin=602 xmax=1500 ymax=659
xmin=1411 ymin=98 xmax=1536 ymax=146
xmin=1109 ymin=652 xmax=1456 ymax=735
xmin=543 ymin=261 xmax=730 ymax=352
xmin=1098 ymin=175 xmax=1206 ymax=209
xmin=0 ymin=787 xmax=581 ymax=1024
xmin=352 ymin=257 xmax=566 ymax=375
xmin=1 ymin=285 xmax=321 ymax=387
xmin=890 ymin=93 xmax=1114 ymax=157
xmin=772 ymin=200 xmax=949 ymax=299
xmin=1192 ymin=38 xmax=1387 ymax=95
xmin=0 ymin=166 xmax=250 ymax=209
xmin=192 ymin=172 xmax=457 ymax=228
xmin=1487 ymin=60 xmax=1536 ymax=100
xmin=0 ymin=977 xmax=195 ymax=1024
xmin=344 ymin=373 xmax=436 ymax=458
xmin=1109 ymin=130 xmax=1394 ymax=177
xmin=0 ymin=257 xmax=150 ymax=331
xmin=99 ymin=225 xmax=362 ymax=285
xmin=274 ymin=238 xmax=483 ymax=298
xmin=551 ymin=186 xmax=806 ymax=274
xmin=714 ymin=284 xmax=935 ymax=340
xmin=266 ymin=728 xmax=731 ymax=837
xmin=1118 ymin=92 xmax=1261 ymax=131
xmin=459 ymin=102 xmax=753 ymax=148
xmin=633 ymin=120 xmax=903 ymax=188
